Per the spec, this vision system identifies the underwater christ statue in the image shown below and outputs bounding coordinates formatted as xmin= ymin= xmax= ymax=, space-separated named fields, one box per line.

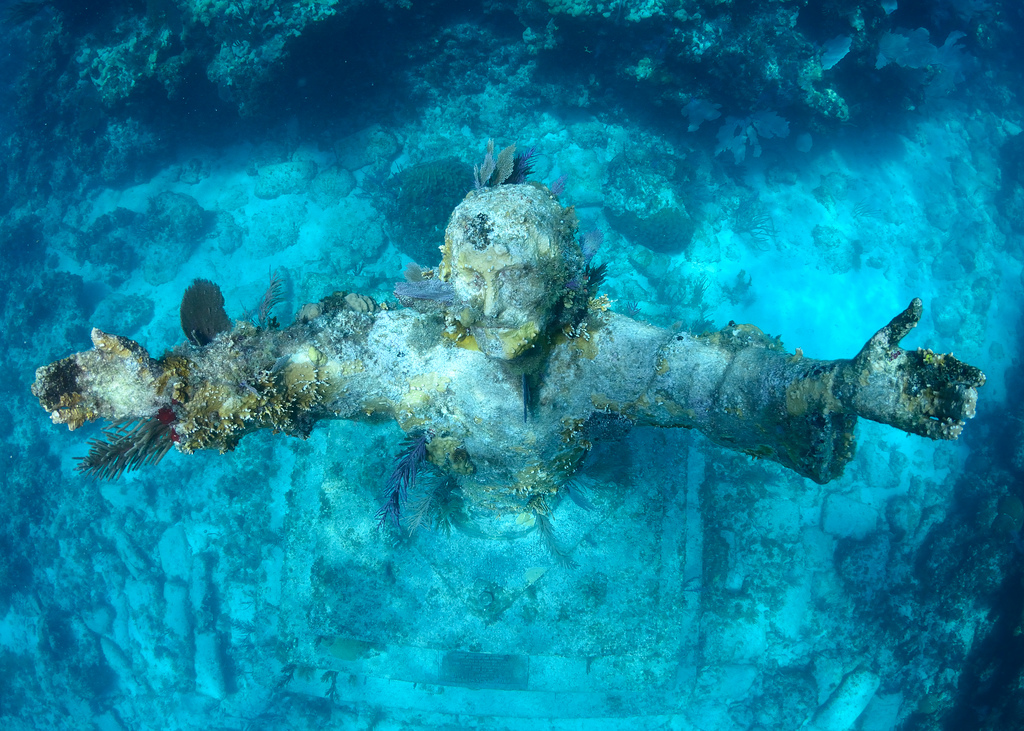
xmin=32 ymin=182 xmax=984 ymax=530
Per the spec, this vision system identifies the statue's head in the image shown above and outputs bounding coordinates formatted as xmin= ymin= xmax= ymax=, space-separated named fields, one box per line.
xmin=439 ymin=183 xmax=583 ymax=360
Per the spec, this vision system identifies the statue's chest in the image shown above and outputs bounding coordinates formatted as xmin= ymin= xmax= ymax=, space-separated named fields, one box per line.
xmin=394 ymin=350 xmax=591 ymax=509
xmin=408 ymin=356 xmax=563 ymax=465
xmin=445 ymin=362 xmax=531 ymax=437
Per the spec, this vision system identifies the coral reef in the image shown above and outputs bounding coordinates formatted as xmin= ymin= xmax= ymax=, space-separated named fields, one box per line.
xmin=0 ymin=0 xmax=1000 ymax=225
xmin=603 ymin=142 xmax=702 ymax=255
xmin=377 ymin=156 xmax=475 ymax=264
xmin=1 ymin=2 xmax=1021 ymax=728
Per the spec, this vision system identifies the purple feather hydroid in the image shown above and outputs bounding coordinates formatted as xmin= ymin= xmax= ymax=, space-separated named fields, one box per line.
xmin=376 ymin=431 xmax=429 ymax=529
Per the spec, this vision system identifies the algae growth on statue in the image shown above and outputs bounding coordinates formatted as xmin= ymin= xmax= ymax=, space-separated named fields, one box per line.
xmin=32 ymin=170 xmax=985 ymax=537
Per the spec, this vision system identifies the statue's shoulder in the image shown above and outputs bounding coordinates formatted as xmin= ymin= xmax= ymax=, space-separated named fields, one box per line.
xmin=367 ymin=308 xmax=453 ymax=356
xmin=552 ymin=311 xmax=670 ymax=362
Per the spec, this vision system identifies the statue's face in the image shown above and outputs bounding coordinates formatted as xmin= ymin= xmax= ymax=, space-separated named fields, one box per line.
xmin=441 ymin=185 xmax=580 ymax=360
xmin=449 ymin=239 xmax=558 ymax=360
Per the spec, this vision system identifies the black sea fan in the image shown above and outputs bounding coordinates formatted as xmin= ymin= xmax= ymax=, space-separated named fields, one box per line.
xmin=585 ymin=262 xmax=608 ymax=294
xmin=376 ymin=431 xmax=429 ymax=530
xmin=180 ymin=278 xmax=231 ymax=346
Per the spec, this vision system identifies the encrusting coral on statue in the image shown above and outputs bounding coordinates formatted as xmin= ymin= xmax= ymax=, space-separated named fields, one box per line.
xmin=32 ymin=168 xmax=986 ymax=533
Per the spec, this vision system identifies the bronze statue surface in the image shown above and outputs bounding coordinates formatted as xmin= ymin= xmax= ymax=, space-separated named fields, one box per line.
xmin=32 ymin=183 xmax=985 ymax=523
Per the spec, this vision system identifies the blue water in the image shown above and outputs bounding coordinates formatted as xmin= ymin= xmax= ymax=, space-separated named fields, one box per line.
xmin=1 ymin=1 xmax=1023 ymax=729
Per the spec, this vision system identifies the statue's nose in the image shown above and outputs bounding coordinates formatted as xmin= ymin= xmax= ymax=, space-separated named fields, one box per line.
xmin=482 ymin=284 xmax=499 ymax=317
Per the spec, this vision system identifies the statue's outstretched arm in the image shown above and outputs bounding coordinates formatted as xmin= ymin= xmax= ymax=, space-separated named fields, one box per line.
xmin=31 ymin=309 xmax=387 ymax=477
xmin=637 ymin=299 xmax=984 ymax=483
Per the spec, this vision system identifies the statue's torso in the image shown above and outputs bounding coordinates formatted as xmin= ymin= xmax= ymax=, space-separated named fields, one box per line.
xmin=338 ymin=310 xmax=670 ymax=513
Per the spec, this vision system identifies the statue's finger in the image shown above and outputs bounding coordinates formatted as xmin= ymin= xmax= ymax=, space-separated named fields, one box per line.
xmin=877 ymin=298 xmax=923 ymax=348
xmin=856 ymin=298 xmax=923 ymax=361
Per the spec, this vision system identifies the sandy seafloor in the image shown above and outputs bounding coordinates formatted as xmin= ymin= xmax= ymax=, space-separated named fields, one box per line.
xmin=2 ymin=5 xmax=1024 ymax=731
